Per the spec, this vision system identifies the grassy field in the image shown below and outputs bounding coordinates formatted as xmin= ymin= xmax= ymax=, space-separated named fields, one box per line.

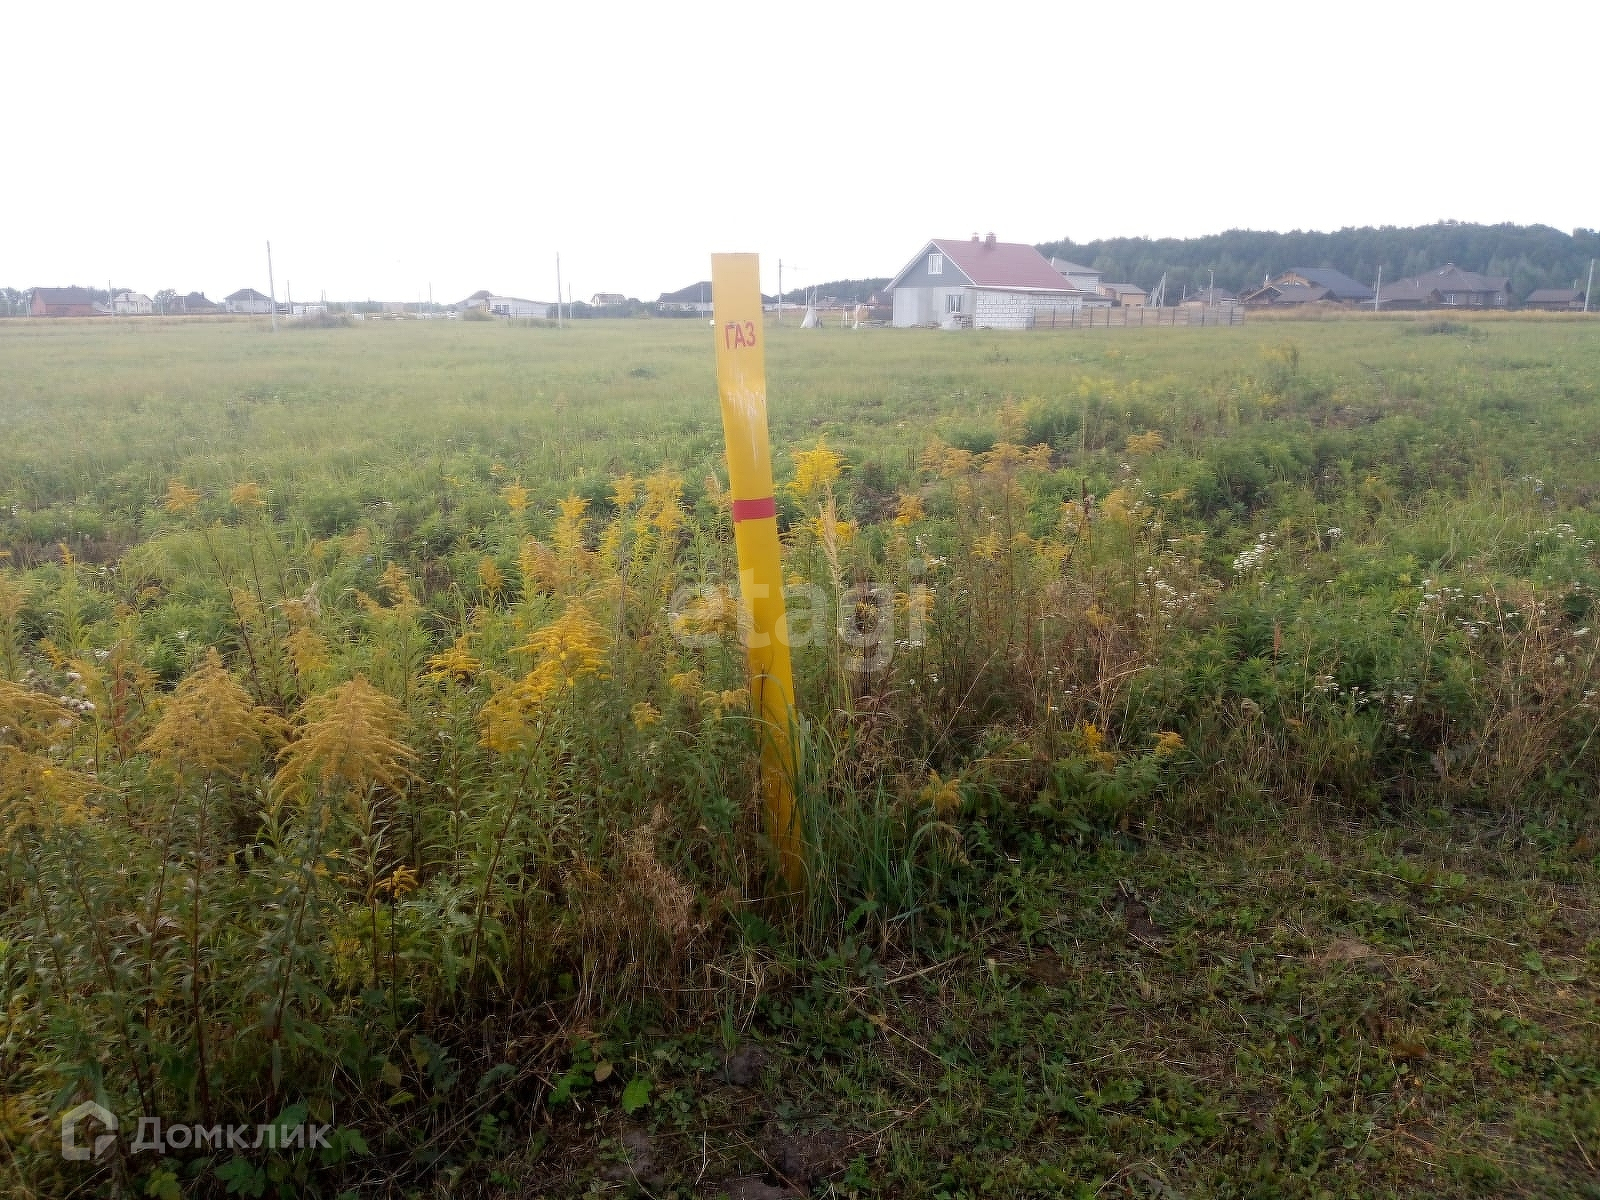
xmin=1 ymin=314 xmax=1598 ymax=1198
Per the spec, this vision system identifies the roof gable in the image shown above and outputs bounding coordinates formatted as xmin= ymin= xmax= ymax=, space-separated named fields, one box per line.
xmin=887 ymin=243 xmax=974 ymax=290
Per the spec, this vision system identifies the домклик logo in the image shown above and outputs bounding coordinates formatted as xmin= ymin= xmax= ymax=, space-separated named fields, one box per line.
xmin=61 ymin=1101 xmax=118 ymax=1162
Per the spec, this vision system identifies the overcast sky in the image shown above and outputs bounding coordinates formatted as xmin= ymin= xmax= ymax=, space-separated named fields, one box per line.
xmin=4 ymin=1 xmax=1593 ymax=303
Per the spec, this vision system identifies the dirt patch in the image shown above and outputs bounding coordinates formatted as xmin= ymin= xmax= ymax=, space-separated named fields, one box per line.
xmin=723 ymin=1045 xmax=769 ymax=1088
xmin=1115 ymin=884 xmax=1167 ymax=943
xmin=601 ymin=1127 xmax=668 ymax=1190
xmin=1319 ymin=937 xmax=1378 ymax=963
xmin=704 ymin=1177 xmax=801 ymax=1200
xmin=763 ymin=1126 xmax=854 ymax=1185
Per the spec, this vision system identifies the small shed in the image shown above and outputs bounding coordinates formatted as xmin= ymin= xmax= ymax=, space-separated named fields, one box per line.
xmin=1102 ymin=283 xmax=1148 ymax=308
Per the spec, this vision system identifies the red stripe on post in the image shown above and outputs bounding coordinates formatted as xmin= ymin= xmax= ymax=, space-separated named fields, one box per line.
xmin=730 ymin=496 xmax=777 ymax=523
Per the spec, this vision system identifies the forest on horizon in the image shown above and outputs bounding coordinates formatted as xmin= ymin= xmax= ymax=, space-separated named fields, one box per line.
xmin=1037 ymin=221 xmax=1600 ymax=298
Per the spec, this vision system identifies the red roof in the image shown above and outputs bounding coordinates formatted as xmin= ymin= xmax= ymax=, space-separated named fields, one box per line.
xmin=929 ymin=238 xmax=1076 ymax=291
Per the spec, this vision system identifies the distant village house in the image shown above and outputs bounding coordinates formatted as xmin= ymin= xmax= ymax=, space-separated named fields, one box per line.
xmin=1375 ymin=264 xmax=1511 ymax=310
xmin=1101 ymin=283 xmax=1147 ymax=308
xmin=1049 ymin=259 xmax=1111 ymax=306
xmin=226 ymin=288 xmax=274 ymax=315
xmin=1243 ymin=268 xmax=1373 ymax=307
xmin=460 ymin=291 xmax=555 ymax=319
xmin=175 ymin=292 xmax=222 ymax=315
xmin=1241 ymin=282 xmax=1337 ymax=307
xmin=110 ymin=291 xmax=153 ymax=315
xmin=657 ymin=282 xmax=715 ymax=316
xmin=889 ymin=235 xmax=1084 ymax=329
xmin=1522 ymin=287 xmax=1585 ymax=311
xmin=30 ymin=287 xmax=98 ymax=317
xmin=590 ymin=292 xmax=626 ymax=307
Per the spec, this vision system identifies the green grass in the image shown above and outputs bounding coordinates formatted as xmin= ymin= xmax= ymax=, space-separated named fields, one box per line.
xmin=1 ymin=313 xmax=1597 ymax=1198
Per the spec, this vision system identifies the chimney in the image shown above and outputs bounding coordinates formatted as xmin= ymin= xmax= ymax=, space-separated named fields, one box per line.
xmin=985 ymin=232 xmax=996 ymax=248
xmin=971 ymin=232 xmax=980 ymax=243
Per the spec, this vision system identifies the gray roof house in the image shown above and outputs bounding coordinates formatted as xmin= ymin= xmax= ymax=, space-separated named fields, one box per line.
xmin=1049 ymin=258 xmax=1112 ymax=306
xmin=1241 ymin=282 xmax=1338 ymax=307
xmin=890 ymin=235 xmax=1083 ymax=329
xmin=1242 ymin=268 xmax=1373 ymax=306
xmin=658 ymin=282 xmax=714 ymax=315
xmin=1375 ymin=265 xmax=1512 ymax=310
xmin=1278 ymin=268 xmax=1374 ymax=303
xmin=225 ymin=288 xmax=274 ymax=314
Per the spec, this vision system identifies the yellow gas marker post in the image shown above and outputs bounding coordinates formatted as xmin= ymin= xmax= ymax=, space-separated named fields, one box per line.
xmin=710 ymin=252 xmax=803 ymax=890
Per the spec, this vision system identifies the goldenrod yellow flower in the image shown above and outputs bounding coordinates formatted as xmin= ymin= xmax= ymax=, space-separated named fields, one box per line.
xmin=229 ymin=482 xmax=264 ymax=509
xmin=163 ymin=479 xmax=201 ymax=514
xmin=502 ymin=481 xmax=530 ymax=513
xmin=789 ymin=439 xmax=844 ymax=500
xmin=892 ymin=492 xmax=925 ymax=526
xmin=276 ymin=676 xmax=416 ymax=800
xmin=373 ymin=864 xmax=418 ymax=900
xmin=917 ymin=770 xmax=963 ymax=816
xmin=1125 ymin=430 xmax=1165 ymax=456
xmin=426 ymin=634 xmax=480 ymax=681
xmin=667 ymin=669 xmax=702 ymax=699
xmin=478 ymin=556 xmax=505 ymax=596
xmin=285 ymin=627 xmax=331 ymax=677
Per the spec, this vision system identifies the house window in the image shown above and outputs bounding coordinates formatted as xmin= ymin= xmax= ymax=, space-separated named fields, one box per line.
xmin=928 ymin=253 xmax=943 ymax=275
xmin=945 ymin=294 xmax=963 ymax=313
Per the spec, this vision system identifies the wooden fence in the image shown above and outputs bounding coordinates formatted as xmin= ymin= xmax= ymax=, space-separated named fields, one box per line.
xmin=1032 ymin=304 xmax=1244 ymax=329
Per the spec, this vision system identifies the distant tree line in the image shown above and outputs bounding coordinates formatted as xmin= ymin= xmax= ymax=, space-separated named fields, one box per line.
xmin=1036 ymin=222 xmax=1600 ymax=298
xmin=780 ymin=278 xmax=889 ymax=305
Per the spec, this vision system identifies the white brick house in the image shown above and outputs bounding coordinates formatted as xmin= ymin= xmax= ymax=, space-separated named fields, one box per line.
xmin=888 ymin=235 xmax=1083 ymax=329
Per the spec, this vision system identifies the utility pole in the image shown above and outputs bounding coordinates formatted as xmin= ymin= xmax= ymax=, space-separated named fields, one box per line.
xmin=777 ymin=259 xmax=783 ymax=324
xmin=1372 ymin=265 xmax=1382 ymax=313
xmin=1585 ymin=258 xmax=1594 ymax=314
xmin=555 ymin=253 xmax=563 ymax=328
xmin=266 ymin=241 xmax=278 ymax=333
